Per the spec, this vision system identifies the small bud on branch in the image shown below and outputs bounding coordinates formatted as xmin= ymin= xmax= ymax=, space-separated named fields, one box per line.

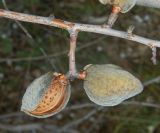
xmin=0 ymin=9 xmax=159 ymax=65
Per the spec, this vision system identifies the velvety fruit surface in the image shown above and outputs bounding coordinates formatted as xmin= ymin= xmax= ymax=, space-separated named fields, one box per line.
xmin=83 ymin=64 xmax=143 ymax=106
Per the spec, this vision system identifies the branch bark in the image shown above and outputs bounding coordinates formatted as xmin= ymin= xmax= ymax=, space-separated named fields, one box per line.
xmin=0 ymin=9 xmax=160 ymax=48
xmin=68 ymin=30 xmax=79 ymax=79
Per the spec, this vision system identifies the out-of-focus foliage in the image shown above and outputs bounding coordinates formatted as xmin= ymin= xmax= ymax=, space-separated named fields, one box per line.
xmin=0 ymin=0 xmax=160 ymax=133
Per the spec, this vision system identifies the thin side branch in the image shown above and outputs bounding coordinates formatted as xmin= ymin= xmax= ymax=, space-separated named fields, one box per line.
xmin=2 ymin=0 xmax=33 ymax=39
xmin=68 ymin=30 xmax=79 ymax=79
xmin=0 ymin=9 xmax=160 ymax=48
xmin=0 ymin=37 xmax=105 ymax=63
xmin=123 ymin=101 xmax=160 ymax=109
xmin=60 ymin=107 xmax=104 ymax=131
xmin=143 ymin=76 xmax=160 ymax=86
xmin=0 ymin=123 xmax=43 ymax=132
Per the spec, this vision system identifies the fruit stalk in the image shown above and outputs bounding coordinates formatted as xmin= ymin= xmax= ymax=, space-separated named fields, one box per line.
xmin=68 ymin=30 xmax=79 ymax=80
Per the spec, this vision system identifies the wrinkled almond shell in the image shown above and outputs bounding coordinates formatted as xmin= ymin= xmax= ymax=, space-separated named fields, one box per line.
xmin=21 ymin=72 xmax=71 ymax=118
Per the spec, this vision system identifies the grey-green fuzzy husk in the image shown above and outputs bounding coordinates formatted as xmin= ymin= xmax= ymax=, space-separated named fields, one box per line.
xmin=83 ymin=64 xmax=143 ymax=106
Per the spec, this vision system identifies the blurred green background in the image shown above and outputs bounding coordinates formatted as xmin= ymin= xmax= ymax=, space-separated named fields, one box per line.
xmin=0 ymin=0 xmax=160 ymax=133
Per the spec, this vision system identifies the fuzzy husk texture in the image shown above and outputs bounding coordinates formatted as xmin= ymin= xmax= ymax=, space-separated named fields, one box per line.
xmin=99 ymin=0 xmax=137 ymax=13
xmin=83 ymin=64 xmax=143 ymax=106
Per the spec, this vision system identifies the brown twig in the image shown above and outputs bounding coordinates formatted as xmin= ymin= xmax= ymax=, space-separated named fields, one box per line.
xmin=1 ymin=1 xmax=58 ymax=70
xmin=60 ymin=107 xmax=104 ymax=132
xmin=0 ymin=8 xmax=160 ymax=78
xmin=0 ymin=123 xmax=44 ymax=132
xmin=0 ymin=9 xmax=159 ymax=48
xmin=0 ymin=37 xmax=105 ymax=63
xmin=0 ymin=123 xmax=78 ymax=133
xmin=143 ymin=76 xmax=160 ymax=86
xmin=68 ymin=30 xmax=79 ymax=79
xmin=0 ymin=101 xmax=159 ymax=120
xmin=2 ymin=0 xmax=33 ymax=39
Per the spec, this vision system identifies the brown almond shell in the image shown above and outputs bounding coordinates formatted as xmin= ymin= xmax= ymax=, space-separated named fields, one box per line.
xmin=21 ymin=73 xmax=71 ymax=118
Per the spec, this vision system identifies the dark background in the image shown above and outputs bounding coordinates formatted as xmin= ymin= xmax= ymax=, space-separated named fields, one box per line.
xmin=0 ymin=0 xmax=160 ymax=133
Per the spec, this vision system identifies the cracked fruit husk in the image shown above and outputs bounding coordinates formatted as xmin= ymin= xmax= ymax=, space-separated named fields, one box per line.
xmin=21 ymin=72 xmax=71 ymax=118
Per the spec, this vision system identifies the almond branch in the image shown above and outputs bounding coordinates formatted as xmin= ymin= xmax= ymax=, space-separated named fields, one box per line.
xmin=0 ymin=9 xmax=159 ymax=48
xmin=0 ymin=9 xmax=160 ymax=68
